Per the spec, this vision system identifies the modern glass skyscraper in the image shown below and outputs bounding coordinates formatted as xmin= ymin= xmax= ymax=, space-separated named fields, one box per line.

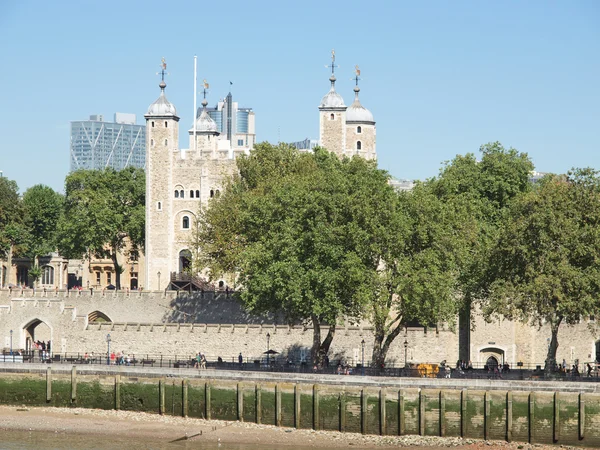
xmin=202 ymin=91 xmax=255 ymax=150
xmin=70 ymin=113 xmax=146 ymax=171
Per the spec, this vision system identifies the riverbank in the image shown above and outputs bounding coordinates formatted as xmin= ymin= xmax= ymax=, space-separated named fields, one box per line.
xmin=0 ymin=406 xmax=577 ymax=449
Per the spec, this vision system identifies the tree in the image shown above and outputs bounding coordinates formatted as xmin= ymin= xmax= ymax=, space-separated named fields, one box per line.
xmin=57 ymin=167 xmax=145 ymax=289
xmin=22 ymin=185 xmax=64 ymax=286
xmin=482 ymin=169 xmax=600 ymax=373
xmin=196 ymin=143 xmax=378 ymax=365
xmin=0 ymin=176 xmax=24 ymax=287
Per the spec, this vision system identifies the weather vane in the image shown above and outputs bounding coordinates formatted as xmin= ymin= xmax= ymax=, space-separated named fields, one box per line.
xmin=157 ymin=57 xmax=169 ymax=82
xmin=202 ymin=79 xmax=209 ymax=100
xmin=353 ymin=65 xmax=361 ymax=85
xmin=325 ymin=49 xmax=338 ymax=75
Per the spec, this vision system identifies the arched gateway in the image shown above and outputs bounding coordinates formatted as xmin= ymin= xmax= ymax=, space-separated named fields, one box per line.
xmin=22 ymin=318 xmax=52 ymax=354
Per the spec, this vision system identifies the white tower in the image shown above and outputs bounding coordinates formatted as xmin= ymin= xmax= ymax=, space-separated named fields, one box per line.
xmin=319 ymin=50 xmax=346 ymax=157
xmin=144 ymin=59 xmax=180 ymax=290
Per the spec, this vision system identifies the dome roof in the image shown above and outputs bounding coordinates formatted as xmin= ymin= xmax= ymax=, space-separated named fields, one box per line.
xmin=345 ymin=87 xmax=374 ymax=123
xmin=319 ymin=76 xmax=345 ymax=109
xmin=146 ymin=81 xmax=177 ymax=117
xmin=194 ymin=104 xmax=218 ymax=133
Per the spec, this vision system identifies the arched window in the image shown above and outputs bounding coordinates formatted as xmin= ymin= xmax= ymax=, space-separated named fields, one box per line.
xmin=165 ymin=121 xmax=168 ymax=127
xmin=182 ymin=216 xmax=190 ymax=229
xmin=190 ymin=190 xmax=194 ymax=198
xmin=175 ymin=190 xmax=179 ymax=198
xmin=41 ymin=266 xmax=54 ymax=285
xmin=164 ymin=139 xmax=168 ymax=146
xmin=151 ymin=139 xmax=154 ymax=147
xmin=356 ymin=141 xmax=362 ymax=150
xmin=215 ymin=190 xmax=220 ymax=198
xmin=180 ymin=190 xmax=184 ymax=198
xmin=218 ymin=280 xmax=224 ymax=288
xmin=157 ymin=201 xmax=162 ymax=210
xmin=330 ymin=113 xmax=334 ymax=120
xmin=210 ymin=189 xmax=214 ymax=198
xmin=357 ymin=126 xmax=362 ymax=134
xmin=195 ymin=190 xmax=200 ymax=198
xmin=151 ymin=121 xmax=155 ymax=128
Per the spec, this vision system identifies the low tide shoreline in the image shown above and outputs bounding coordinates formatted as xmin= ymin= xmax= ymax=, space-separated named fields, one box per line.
xmin=0 ymin=405 xmax=577 ymax=449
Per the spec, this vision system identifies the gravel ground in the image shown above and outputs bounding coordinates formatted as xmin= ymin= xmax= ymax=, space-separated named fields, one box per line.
xmin=0 ymin=406 xmax=582 ymax=449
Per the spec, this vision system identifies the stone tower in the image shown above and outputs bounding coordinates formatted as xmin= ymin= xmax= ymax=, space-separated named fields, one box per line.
xmin=144 ymin=71 xmax=180 ymax=290
xmin=345 ymin=78 xmax=376 ymax=160
xmin=319 ymin=51 xmax=346 ymax=157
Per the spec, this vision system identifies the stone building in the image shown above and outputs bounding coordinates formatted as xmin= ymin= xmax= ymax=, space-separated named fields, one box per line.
xmin=144 ymin=54 xmax=376 ymax=291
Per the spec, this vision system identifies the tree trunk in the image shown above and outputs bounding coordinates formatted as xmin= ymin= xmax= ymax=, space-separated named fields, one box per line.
xmin=6 ymin=244 xmax=13 ymax=287
xmin=310 ymin=315 xmax=321 ymax=367
xmin=372 ymin=320 xmax=403 ymax=369
xmin=318 ymin=324 xmax=335 ymax=366
xmin=111 ymin=252 xmax=121 ymax=290
xmin=544 ymin=318 xmax=562 ymax=374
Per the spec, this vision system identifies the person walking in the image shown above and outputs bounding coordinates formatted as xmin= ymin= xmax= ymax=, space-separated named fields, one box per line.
xmin=587 ymin=363 xmax=593 ymax=378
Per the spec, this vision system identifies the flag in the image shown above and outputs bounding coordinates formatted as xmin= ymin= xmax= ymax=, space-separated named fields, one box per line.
xmin=230 ymin=81 xmax=233 ymax=86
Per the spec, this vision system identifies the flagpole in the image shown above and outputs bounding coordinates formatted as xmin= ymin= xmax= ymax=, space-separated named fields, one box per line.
xmin=193 ymin=55 xmax=197 ymax=152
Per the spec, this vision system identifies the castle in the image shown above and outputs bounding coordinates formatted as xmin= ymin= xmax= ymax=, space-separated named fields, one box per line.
xmin=144 ymin=53 xmax=376 ymax=290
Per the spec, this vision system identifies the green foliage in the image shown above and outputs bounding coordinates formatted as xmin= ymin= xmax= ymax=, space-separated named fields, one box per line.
xmin=483 ymin=168 xmax=600 ymax=371
xmin=0 ymin=176 xmax=24 ymax=254
xmin=57 ymin=167 xmax=145 ymax=289
xmin=21 ymin=184 xmax=64 ymax=259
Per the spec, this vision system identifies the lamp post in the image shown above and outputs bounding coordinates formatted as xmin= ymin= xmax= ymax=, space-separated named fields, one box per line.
xmin=404 ymin=339 xmax=408 ymax=369
xmin=361 ymin=339 xmax=365 ymax=376
xmin=10 ymin=330 xmax=13 ymax=356
xmin=106 ymin=333 xmax=111 ymax=365
xmin=157 ymin=271 xmax=161 ymax=291
xmin=266 ymin=332 xmax=271 ymax=368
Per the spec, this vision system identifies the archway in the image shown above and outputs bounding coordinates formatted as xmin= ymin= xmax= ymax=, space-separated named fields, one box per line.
xmin=17 ymin=265 xmax=29 ymax=287
xmin=478 ymin=346 xmax=505 ymax=368
xmin=23 ymin=318 xmax=52 ymax=357
xmin=130 ymin=277 xmax=138 ymax=290
xmin=485 ymin=356 xmax=499 ymax=370
xmin=179 ymin=249 xmax=192 ymax=273
xmin=88 ymin=311 xmax=112 ymax=323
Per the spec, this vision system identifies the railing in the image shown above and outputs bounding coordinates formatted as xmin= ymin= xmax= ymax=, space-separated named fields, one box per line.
xmin=2 ymin=351 xmax=599 ymax=381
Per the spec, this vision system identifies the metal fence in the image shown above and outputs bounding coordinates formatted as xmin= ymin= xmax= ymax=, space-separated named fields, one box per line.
xmin=1 ymin=351 xmax=599 ymax=382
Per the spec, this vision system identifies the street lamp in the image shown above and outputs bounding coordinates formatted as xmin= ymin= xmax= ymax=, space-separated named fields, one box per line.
xmin=404 ymin=339 xmax=408 ymax=369
xmin=266 ymin=332 xmax=271 ymax=368
xmin=10 ymin=330 xmax=13 ymax=356
xmin=106 ymin=333 xmax=111 ymax=365
xmin=361 ymin=339 xmax=365 ymax=376
xmin=157 ymin=271 xmax=161 ymax=291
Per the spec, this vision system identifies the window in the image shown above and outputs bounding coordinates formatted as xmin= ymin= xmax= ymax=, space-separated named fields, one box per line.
xmin=357 ymin=126 xmax=362 ymax=134
xmin=164 ymin=139 xmax=168 ymax=146
xmin=151 ymin=139 xmax=154 ymax=147
xmin=180 ymin=190 xmax=184 ymax=198
xmin=175 ymin=190 xmax=179 ymax=198
xmin=151 ymin=121 xmax=154 ymax=128
xmin=356 ymin=141 xmax=362 ymax=150
xmin=96 ymin=272 xmax=101 ymax=285
xmin=41 ymin=266 xmax=54 ymax=285
xmin=195 ymin=190 xmax=200 ymax=198
xmin=210 ymin=189 xmax=214 ymax=198
xmin=190 ymin=190 xmax=194 ymax=198
xmin=129 ymin=250 xmax=139 ymax=262
xmin=107 ymin=272 xmax=112 ymax=285
xmin=182 ymin=216 xmax=190 ymax=229
xmin=157 ymin=201 xmax=162 ymax=210
xmin=330 ymin=113 xmax=334 ymax=120
xmin=237 ymin=139 xmax=244 ymax=146
xmin=165 ymin=121 xmax=168 ymax=127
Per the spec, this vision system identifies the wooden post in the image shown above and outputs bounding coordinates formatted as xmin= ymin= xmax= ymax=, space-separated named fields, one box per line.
xmin=419 ymin=389 xmax=425 ymax=436
xmin=237 ymin=383 xmax=244 ymax=422
xmin=361 ymin=389 xmax=368 ymax=435
xmin=528 ymin=392 xmax=535 ymax=444
xmin=398 ymin=389 xmax=405 ymax=436
xmin=553 ymin=391 xmax=559 ymax=443
xmin=313 ymin=384 xmax=320 ymax=430
xmin=255 ymin=383 xmax=262 ymax=425
xmin=115 ymin=375 xmax=121 ymax=410
xmin=440 ymin=390 xmax=446 ymax=437
xmin=484 ymin=391 xmax=489 ymax=441
xmin=71 ymin=366 xmax=77 ymax=402
xmin=46 ymin=367 xmax=52 ymax=403
xmin=461 ymin=389 xmax=467 ymax=438
xmin=205 ymin=381 xmax=211 ymax=420
xmin=182 ymin=379 xmax=188 ymax=418
xmin=275 ymin=383 xmax=282 ymax=427
xmin=294 ymin=384 xmax=301 ymax=429
xmin=506 ymin=391 xmax=513 ymax=443
xmin=339 ymin=392 xmax=346 ymax=432
xmin=379 ymin=388 xmax=386 ymax=436
xmin=159 ymin=378 xmax=165 ymax=415
xmin=579 ymin=393 xmax=585 ymax=441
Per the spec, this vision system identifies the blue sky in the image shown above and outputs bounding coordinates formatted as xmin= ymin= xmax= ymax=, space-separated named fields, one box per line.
xmin=0 ymin=1 xmax=598 ymax=193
